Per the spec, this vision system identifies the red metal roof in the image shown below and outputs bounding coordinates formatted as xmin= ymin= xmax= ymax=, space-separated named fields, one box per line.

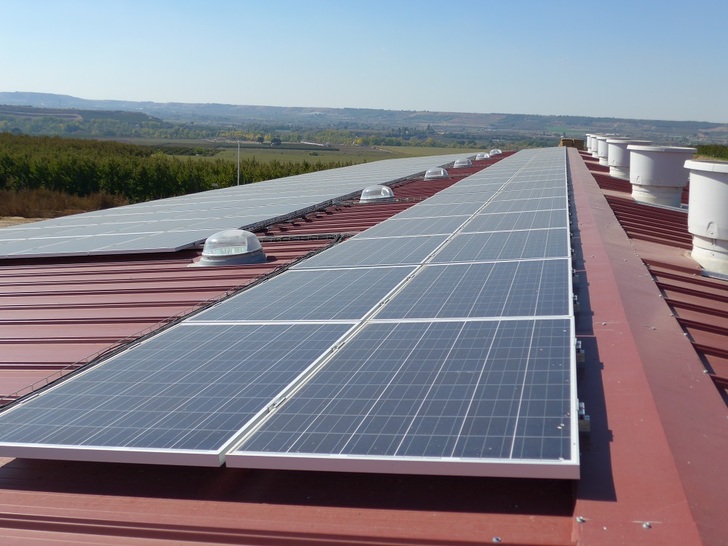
xmin=0 ymin=149 xmax=726 ymax=545
xmin=0 ymin=241 xmax=330 ymax=404
xmin=579 ymin=150 xmax=728 ymax=393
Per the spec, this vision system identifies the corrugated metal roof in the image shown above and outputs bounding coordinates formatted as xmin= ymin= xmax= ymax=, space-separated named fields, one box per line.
xmin=0 ymin=149 xmax=726 ymax=545
xmin=580 ymin=150 xmax=728 ymax=395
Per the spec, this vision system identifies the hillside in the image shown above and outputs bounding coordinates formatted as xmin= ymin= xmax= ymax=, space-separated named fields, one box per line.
xmin=1 ymin=91 xmax=727 ymax=144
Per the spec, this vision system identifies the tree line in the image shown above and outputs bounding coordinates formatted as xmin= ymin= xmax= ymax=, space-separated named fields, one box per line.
xmin=0 ymin=133 xmax=354 ymax=204
xmin=697 ymin=144 xmax=728 ymax=161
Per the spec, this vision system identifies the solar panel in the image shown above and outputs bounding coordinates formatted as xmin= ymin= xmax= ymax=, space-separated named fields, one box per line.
xmin=354 ymin=216 xmax=471 ymax=239
xmin=463 ymin=209 xmax=569 ymax=233
xmin=483 ymin=197 xmax=567 ymax=214
xmin=0 ymin=323 xmax=352 ymax=465
xmin=375 ymin=259 xmax=571 ymax=319
xmin=496 ymin=186 xmax=567 ymax=200
xmin=227 ymin=318 xmax=577 ymax=478
xmin=391 ymin=202 xmax=485 ymax=219
xmin=0 ymin=153 xmax=468 ymax=259
xmin=0 ymin=147 xmax=579 ymax=479
xmin=190 ymin=267 xmax=414 ymax=322
xmin=415 ymin=190 xmax=498 ymax=205
xmin=431 ymin=229 xmax=570 ymax=263
xmin=293 ymin=235 xmax=448 ymax=269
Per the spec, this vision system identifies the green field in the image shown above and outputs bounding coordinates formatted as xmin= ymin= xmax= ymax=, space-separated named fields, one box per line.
xmin=213 ymin=144 xmax=484 ymax=164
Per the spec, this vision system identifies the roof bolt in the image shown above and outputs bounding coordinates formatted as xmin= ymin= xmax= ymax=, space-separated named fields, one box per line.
xmin=642 ymin=522 xmax=652 ymax=529
xmin=492 ymin=537 xmax=502 ymax=543
xmin=576 ymin=516 xmax=586 ymax=524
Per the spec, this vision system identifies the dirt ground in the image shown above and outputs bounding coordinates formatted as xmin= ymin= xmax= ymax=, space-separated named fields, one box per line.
xmin=0 ymin=217 xmax=44 ymax=228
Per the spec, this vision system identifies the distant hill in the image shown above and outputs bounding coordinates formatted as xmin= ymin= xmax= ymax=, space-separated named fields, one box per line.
xmin=1 ymin=91 xmax=727 ymax=144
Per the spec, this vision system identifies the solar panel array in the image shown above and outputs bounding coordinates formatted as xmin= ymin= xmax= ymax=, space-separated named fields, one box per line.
xmin=0 ymin=154 xmax=465 ymax=259
xmin=0 ymin=148 xmax=578 ymax=479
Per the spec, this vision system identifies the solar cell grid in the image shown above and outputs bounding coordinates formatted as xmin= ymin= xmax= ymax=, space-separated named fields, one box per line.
xmin=418 ymin=190 xmax=497 ymax=205
xmin=190 ymin=267 xmax=414 ymax=322
xmin=391 ymin=202 xmax=485 ymax=219
xmin=354 ymin=216 xmax=471 ymax=239
xmin=432 ymin=229 xmax=570 ymax=263
xmin=0 ymin=153 xmax=466 ymax=259
xmin=0 ymin=322 xmax=352 ymax=464
xmin=229 ymin=318 xmax=576 ymax=476
xmin=375 ymin=259 xmax=570 ymax=319
xmin=293 ymin=235 xmax=448 ymax=269
xmin=0 ymin=146 xmax=578 ymax=479
xmin=483 ymin=196 xmax=567 ymax=214
xmin=463 ymin=209 xmax=569 ymax=233
xmin=495 ymin=186 xmax=566 ymax=200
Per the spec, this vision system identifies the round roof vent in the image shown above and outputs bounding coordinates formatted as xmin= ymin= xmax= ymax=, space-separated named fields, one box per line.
xmin=360 ymin=184 xmax=394 ymax=203
xmin=476 ymin=152 xmax=491 ymax=160
xmin=194 ymin=229 xmax=266 ymax=267
xmin=453 ymin=158 xmax=472 ymax=168
xmin=424 ymin=167 xmax=449 ymax=180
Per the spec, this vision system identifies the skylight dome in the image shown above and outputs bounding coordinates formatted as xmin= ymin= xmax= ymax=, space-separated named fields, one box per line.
xmin=489 ymin=149 xmax=502 ymax=155
xmin=360 ymin=184 xmax=394 ymax=203
xmin=453 ymin=159 xmax=472 ymax=168
xmin=195 ymin=229 xmax=266 ymax=266
xmin=476 ymin=152 xmax=491 ymax=160
xmin=424 ymin=167 xmax=449 ymax=180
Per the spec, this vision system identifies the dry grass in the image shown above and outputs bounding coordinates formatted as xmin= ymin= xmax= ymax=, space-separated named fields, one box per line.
xmin=0 ymin=189 xmax=128 ymax=219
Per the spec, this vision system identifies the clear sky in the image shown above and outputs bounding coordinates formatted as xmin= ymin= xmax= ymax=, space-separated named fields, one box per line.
xmin=1 ymin=0 xmax=727 ymax=122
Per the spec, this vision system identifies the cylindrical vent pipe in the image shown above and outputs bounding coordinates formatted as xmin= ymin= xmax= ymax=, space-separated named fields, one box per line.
xmin=606 ymin=139 xmax=651 ymax=180
xmin=628 ymin=145 xmax=696 ymax=207
xmin=686 ymin=160 xmax=728 ymax=276
xmin=589 ymin=134 xmax=603 ymax=158
xmin=585 ymin=134 xmax=594 ymax=153
xmin=596 ymin=135 xmax=619 ymax=166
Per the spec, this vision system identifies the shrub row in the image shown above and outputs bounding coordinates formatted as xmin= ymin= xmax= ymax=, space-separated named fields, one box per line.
xmin=0 ymin=133 xmax=354 ymax=204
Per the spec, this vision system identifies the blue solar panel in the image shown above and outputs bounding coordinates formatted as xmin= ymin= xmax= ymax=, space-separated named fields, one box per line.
xmin=0 ymin=147 xmax=579 ymax=479
xmin=432 ymin=229 xmax=570 ymax=263
xmin=228 ymin=318 xmax=577 ymax=477
xmin=293 ymin=235 xmax=448 ymax=269
xmin=355 ymin=216 xmax=471 ymax=239
xmin=190 ymin=267 xmax=414 ymax=322
xmin=0 ymin=323 xmax=352 ymax=465
xmin=0 ymin=154 xmax=467 ymax=259
xmin=463 ymin=209 xmax=569 ymax=233
xmin=375 ymin=259 xmax=571 ymax=319
xmin=483 ymin=196 xmax=567 ymax=214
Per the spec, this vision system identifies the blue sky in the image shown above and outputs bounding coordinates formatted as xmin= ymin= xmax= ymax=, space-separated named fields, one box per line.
xmin=1 ymin=0 xmax=727 ymax=122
